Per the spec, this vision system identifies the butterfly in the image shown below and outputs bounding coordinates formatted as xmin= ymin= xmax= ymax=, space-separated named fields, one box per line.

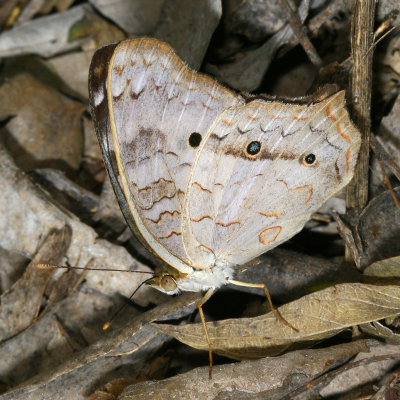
xmin=88 ymin=37 xmax=361 ymax=376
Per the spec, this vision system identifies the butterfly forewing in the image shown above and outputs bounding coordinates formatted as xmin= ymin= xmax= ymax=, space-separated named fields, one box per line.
xmin=100 ymin=38 xmax=242 ymax=272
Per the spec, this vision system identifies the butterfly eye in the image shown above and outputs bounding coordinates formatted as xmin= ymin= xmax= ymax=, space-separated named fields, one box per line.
xmin=245 ymin=141 xmax=261 ymax=157
xmin=303 ymin=153 xmax=316 ymax=166
xmin=189 ymin=132 xmax=202 ymax=147
xmin=160 ymin=274 xmax=177 ymax=292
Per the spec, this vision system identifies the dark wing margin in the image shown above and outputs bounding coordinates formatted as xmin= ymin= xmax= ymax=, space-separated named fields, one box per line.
xmin=88 ymin=42 xmax=157 ymax=257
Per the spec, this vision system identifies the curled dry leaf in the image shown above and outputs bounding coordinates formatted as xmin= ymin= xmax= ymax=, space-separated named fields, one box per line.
xmin=360 ymin=321 xmax=400 ymax=345
xmin=118 ymin=340 xmax=372 ymax=400
xmin=154 ymin=283 xmax=400 ymax=359
xmin=357 ymin=187 xmax=400 ymax=267
xmin=0 ymin=225 xmax=71 ymax=342
xmin=336 ymin=187 xmax=400 ymax=268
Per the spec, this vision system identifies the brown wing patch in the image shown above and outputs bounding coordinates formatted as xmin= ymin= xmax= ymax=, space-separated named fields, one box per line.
xmin=137 ymin=179 xmax=176 ymax=209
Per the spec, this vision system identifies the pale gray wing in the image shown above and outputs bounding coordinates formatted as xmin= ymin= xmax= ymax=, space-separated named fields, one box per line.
xmin=184 ymin=91 xmax=360 ymax=267
xmin=106 ymin=38 xmax=242 ymax=271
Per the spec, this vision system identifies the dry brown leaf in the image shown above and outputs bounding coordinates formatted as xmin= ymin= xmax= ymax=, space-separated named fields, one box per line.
xmin=364 ymin=256 xmax=400 ymax=277
xmin=0 ymin=73 xmax=84 ymax=172
xmin=357 ymin=187 xmax=400 ymax=266
xmin=0 ymin=5 xmax=91 ymax=58
xmin=88 ymin=0 xmax=165 ymax=35
xmin=119 ymin=340 xmax=372 ymax=400
xmin=154 ymin=283 xmax=400 ymax=359
xmin=0 ymin=226 xmax=71 ymax=342
xmin=223 ymin=0 xmax=286 ymax=42
xmin=1 ymin=293 xmax=200 ymax=400
xmin=48 ymin=50 xmax=94 ymax=100
xmin=205 ymin=0 xmax=310 ymax=91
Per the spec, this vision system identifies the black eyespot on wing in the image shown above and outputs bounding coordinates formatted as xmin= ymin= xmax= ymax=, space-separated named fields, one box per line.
xmin=189 ymin=132 xmax=202 ymax=147
xmin=303 ymin=153 xmax=316 ymax=166
xmin=246 ymin=141 xmax=261 ymax=156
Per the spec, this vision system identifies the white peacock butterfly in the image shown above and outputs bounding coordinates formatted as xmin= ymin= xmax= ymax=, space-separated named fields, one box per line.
xmin=88 ymin=37 xmax=361 ymax=377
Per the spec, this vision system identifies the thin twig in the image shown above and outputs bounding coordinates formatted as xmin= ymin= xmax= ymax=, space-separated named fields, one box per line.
xmin=345 ymin=0 xmax=375 ymax=262
xmin=280 ymin=0 xmax=323 ymax=66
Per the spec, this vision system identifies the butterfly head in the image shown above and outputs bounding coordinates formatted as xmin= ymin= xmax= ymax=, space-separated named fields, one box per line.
xmin=146 ymin=265 xmax=188 ymax=295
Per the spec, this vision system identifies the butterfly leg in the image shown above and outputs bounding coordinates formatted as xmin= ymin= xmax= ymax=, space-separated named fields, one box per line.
xmin=228 ymin=279 xmax=298 ymax=332
xmin=197 ymin=287 xmax=215 ymax=379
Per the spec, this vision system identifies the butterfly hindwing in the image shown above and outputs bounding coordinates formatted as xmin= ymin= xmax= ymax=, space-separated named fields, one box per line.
xmin=184 ymin=92 xmax=361 ymax=267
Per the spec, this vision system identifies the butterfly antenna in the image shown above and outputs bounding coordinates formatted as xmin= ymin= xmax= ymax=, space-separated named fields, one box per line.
xmin=37 ymin=263 xmax=155 ymax=275
xmin=103 ymin=277 xmax=154 ymax=330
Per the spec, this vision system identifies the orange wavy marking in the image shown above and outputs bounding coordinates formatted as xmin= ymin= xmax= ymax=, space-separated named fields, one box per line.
xmin=198 ymin=244 xmax=215 ymax=256
xmin=192 ymin=182 xmax=212 ymax=194
xmin=345 ymin=147 xmax=351 ymax=175
xmin=278 ymin=180 xmax=313 ymax=204
xmin=154 ymin=177 xmax=174 ymax=185
xmin=161 ymin=230 xmax=181 ymax=239
xmin=138 ymin=186 xmax=151 ymax=193
xmin=337 ymin=122 xmax=351 ymax=143
xmin=259 ymin=226 xmax=281 ymax=245
xmin=248 ymin=114 xmax=257 ymax=120
xmin=259 ymin=211 xmax=281 ymax=219
xmin=222 ymin=119 xmax=234 ymax=126
xmin=191 ymin=215 xmax=213 ymax=222
xmin=266 ymin=113 xmax=284 ymax=120
xmin=216 ymin=220 xmax=240 ymax=227
xmin=325 ymin=104 xmax=337 ymax=121
xmin=149 ymin=210 xmax=180 ymax=224
xmin=293 ymin=115 xmax=308 ymax=121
